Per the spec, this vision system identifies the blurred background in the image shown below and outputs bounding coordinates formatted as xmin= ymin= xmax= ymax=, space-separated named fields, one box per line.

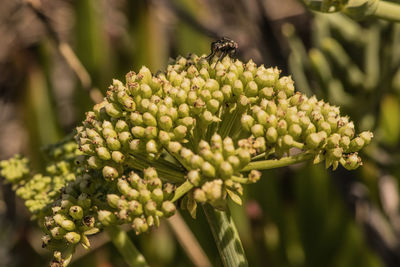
xmin=1 ymin=0 xmax=400 ymax=266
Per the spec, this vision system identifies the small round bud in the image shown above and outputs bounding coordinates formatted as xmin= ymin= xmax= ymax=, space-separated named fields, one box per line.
xmin=65 ymin=232 xmax=81 ymax=244
xmin=69 ymin=206 xmax=83 ymax=220
xmin=102 ymin=166 xmax=119 ymax=180
xmin=98 ymin=210 xmax=117 ymax=226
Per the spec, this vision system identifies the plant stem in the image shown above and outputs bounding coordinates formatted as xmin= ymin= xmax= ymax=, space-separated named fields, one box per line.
xmin=105 ymin=225 xmax=149 ymax=267
xmin=374 ymin=1 xmax=400 ymax=23
xmin=242 ymin=153 xmax=312 ymax=171
xmin=171 ymin=180 xmax=194 ymax=202
xmin=202 ymin=204 xmax=248 ymax=267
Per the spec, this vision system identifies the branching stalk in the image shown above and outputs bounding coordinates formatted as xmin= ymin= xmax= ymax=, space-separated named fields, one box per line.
xmin=242 ymin=153 xmax=313 ymax=171
xmin=172 ymin=180 xmax=194 ymax=202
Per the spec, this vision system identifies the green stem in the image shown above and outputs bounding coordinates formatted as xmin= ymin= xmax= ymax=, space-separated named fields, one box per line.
xmin=374 ymin=1 xmax=400 ymax=23
xmin=202 ymin=204 xmax=248 ymax=267
xmin=171 ymin=180 xmax=194 ymax=202
xmin=231 ymin=175 xmax=251 ymax=184
xmin=242 ymin=153 xmax=313 ymax=172
xmin=106 ymin=225 xmax=149 ymax=267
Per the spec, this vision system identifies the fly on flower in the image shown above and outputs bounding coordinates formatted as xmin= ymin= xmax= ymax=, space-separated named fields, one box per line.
xmin=205 ymin=37 xmax=238 ymax=63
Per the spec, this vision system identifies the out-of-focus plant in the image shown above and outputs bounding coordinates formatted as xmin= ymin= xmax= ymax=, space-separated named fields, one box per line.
xmin=283 ymin=10 xmax=400 ymax=266
xmin=303 ymin=0 xmax=400 ymax=22
xmin=0 ymin=51 xmax=372 ymax=266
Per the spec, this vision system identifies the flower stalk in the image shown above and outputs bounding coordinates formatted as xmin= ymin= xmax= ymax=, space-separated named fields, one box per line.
xmin=203 ymin=204 xmax=248 ymax=267
xmin=106 ymin=225 xmax=149 ymax=267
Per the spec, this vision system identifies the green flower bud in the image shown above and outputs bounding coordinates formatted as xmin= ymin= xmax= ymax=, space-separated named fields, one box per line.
xmin=86 ymin=156 xmax=102 ymax=170
xmin=168 ymin=141 xmax=182 ymax=154
xmin=240 ymin=71 xmax=253 ymax=85
xmin=359 ymin=131 xmax=373 ymax=145
xmin=140 ymin=84 xmax=153 ymax=99
xmin=107 ymin=194 xmax=120 ymax=208
xmin=102 ymin=166 xmax=119 ymax=180
xmin=96 ymin=147 xmax=111 ymax=161
xmin=341 ymin=153 xmax=361 ymax=170
xmin=128 ymin=200 xmax=143 ymax=216
xmin=180 ymin=148 xmax=194 ymax=163
xmin=233 ymin=80 xmax=244 ymax=96
xmin=143 ymin=112 xmax=157 ymax=127
xmin=248 ymin=170 xmax=261 ymax=183
xmin=306 ymin=132 xmax=322 ymax=149
xmin=340 ymin=136 xmax=351 ymax=151
xmin=193 ymin=189 xmax=207 ymax=203
xmin=118 ymin=131 xmax=132 ymax=147
xmin=251 ymin=124 xmax=264 ymax=137
xmin=98 ymin=210 xmax=117 ymax=226
xmin=117 ymin=91 xmax=136 ymax=111
xmin=146 ymin=139 xmax=159 ymax=154
xmin=327 ymin=133 xmax=341 ymax=148
xmin=202 ymin=162 xmax=216 ymax=178
xmin=178 ymin=103 xmax=190 ymax=118
xmin=327 ymin=147 xmax=343 ymax=160
xmin=144 ymin=200 xmax=158 ymax=216
xmin=129 ymin=139 xmax=143 ymax=153
xmin=69 ymin=206 xmax=83 ymax=220
xmin=131 ymin=126 xmax=145 ymax=138
xmin=219 ymin=162 xmax=233 ymax=179
xmin=318 ymin=121 xmax=331 ymax=135
xmin=245 ymin=81 xmax=258 ymax=97
xmin=105 ymin=103 xmax=123 ymax=118
xmin=173 ymin=125 xmax=187 ymax=140
xmin=188 ymin=170 xmax=201 ymax=186
xmin=163 ymin=183 xmax=175 ymax=200
xmin=65 ymin=232 xmax=81 ymax=244
xmin=190 ymin=155 xmax=205 ymax=169
xmin=129 ymin=112 xmax=144 ymax=125
xmin=151 ymin=188 xmax=164 ymax=204
xmin=161 ymin=201 xmax=176 ymax=217
xmin=221 ymin=85 xmax=233 ymax=100
xmin=139 ymin=189 xmax=151 ymax=204
xmin=144 ymin=126 xmax=158 ymax=139
xmin=277 ymin=120 xmax=288 ymax=136
xmin=276 ymin=76 xmax=294 ymax=97
xmin=81 ymin=144 xmax=96 ymax=155
xmin=288 ymin=124 xmax=302 ymax=139
xmin=241 ymin=115 xmax=255 ymax=132
xmin=106 ymin=137 xmax=121 ymax=151
xmin=132 ymin=217 xmax=149 ymax=234
xmin=259 ymin=87 xmax=275 ymax=100
xmin=349 ymin=137 xmax=365 ymax=152
xmin=50 ymin=227 xmax=67 ymax=239
xmin=115 ymin=120 xmax=129 ymax=133
xmin=117 ymin=179 xmax=131 ymax=196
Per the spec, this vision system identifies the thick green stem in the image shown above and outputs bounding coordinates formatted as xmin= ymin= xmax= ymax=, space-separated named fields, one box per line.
xmin=106 ymin=225 xmax=149 ymax=267
xmin=242 ymin=153 xmax=313 ymax=172
xmin=202 ymin=204 xmax=248 ymax=267
xmin=374 ymin=1 xmax=400 ymax=23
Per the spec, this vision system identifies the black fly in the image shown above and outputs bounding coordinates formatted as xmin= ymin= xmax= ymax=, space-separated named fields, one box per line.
xmin=205 ymin=37 xmax=238 ymax=63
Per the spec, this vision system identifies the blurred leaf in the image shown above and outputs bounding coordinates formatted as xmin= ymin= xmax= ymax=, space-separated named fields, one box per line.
xmin=379 ymin=94 xmax=400 ymax=146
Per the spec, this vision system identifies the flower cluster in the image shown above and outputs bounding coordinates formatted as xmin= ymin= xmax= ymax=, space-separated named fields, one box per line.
xmin=1 ymin=53 xmax=373 ymax=266
xmin=100 ymin=168 xmax=176 ymax=234
xmin=0 ymin=140 xmax=82 ymax=214
xmin=76 ymin=54 xmax=372 ymax=209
